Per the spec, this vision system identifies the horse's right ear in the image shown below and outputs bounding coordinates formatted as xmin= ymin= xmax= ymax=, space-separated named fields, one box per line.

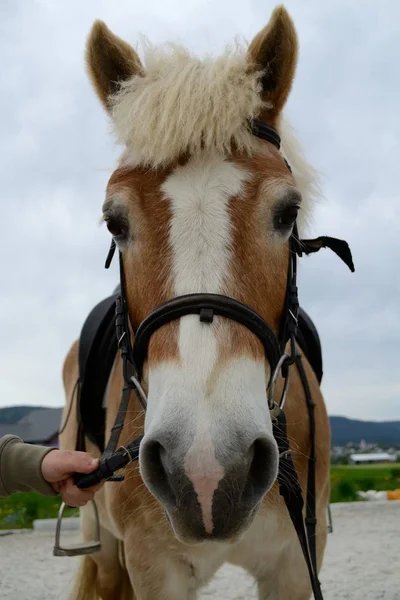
xmin=86 ymin=20 xmax=144 ymax=113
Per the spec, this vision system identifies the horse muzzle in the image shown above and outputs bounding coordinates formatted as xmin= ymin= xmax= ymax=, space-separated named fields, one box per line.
xmin=139 ymin=430 xmax=278 ymax=541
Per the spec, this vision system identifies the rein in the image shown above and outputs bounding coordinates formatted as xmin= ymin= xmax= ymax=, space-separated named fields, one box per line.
xmin=73 ymin=121 xmax=354 ymax=599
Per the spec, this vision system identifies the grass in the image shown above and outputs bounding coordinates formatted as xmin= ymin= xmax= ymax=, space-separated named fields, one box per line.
xmin=1 ymin=464 xmax=400 ymax=528
xmin=330 ymin=464 xmax=400 ymax=503
xmin=332 ymin=462 xmax=399 ymax=470
xmin=0 ymin=492 xmax=78 ymax=530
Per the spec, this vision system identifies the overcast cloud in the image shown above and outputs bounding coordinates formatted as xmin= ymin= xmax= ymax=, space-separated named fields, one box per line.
xmin=0 ymin=0 xmax=398 ymax=420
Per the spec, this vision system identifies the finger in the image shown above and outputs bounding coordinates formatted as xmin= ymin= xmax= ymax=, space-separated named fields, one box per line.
xmin=57 ymin=477 xmax=103 ymax=498
xmin=62 ymin=488 xmax=94 ymax=507
xmin=61 ymin=479 xmax=95 ymax=507
xmin=51 ymin=481 xmax=63 ymax=493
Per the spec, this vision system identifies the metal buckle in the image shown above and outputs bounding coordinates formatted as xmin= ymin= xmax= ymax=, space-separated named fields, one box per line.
xmin=118 ymin=331 xmax=126 ymax=348
xmin=268 ymin=353 xmax=291 ymax=414
xmin=269 ymin=401 xmax=281 ymax=420
xmin=118 ymin=445 xmax=134 ymax=464
xmin=279 ymin=450 xmax=292 ymax=460
xmin=288 ymin=308 xmax=298 ymax=325
xmin=53 ymin=500 xmax=101 ymax=557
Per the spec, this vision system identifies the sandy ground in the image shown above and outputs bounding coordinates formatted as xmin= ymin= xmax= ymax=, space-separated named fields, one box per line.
xmin=1 ymin=502 xmax=399 ymax=600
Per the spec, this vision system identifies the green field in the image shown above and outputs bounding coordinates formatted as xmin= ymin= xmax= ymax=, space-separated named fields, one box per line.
xmin=330 ymin=463 xmax=400 ymax=502
xmin=0 ymin=492 xmax=78 ymax=530
xmin=1 ymin=464 xmax=399 ymax=528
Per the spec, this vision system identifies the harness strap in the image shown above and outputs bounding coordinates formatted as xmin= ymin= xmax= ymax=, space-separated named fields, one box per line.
xmin=77 ymin=252 xmax=146 ymax=481
xmin=279 ymin=229 xmax=300 ymax=381
xmin=273 ymin=409 xmax=323 ymax=600
xmin=296 ymin=353 xmax=318 ymax=572
xmin=74 ymin=431 xmax=143 ymax=489
xmin=106 ymin=288 xmax=137 ymax=462
xmin=76 ymin=418 xmax=86 ymax=453
xmin=102 ymin=367 xmax=133 ymax=461
xmin=98 ymin=291 xmax=145 ymax=467
xmin=250 ymin=120 xmax=281 ymax=149
xmin=74 ymin=381 xmax=86 ymax=453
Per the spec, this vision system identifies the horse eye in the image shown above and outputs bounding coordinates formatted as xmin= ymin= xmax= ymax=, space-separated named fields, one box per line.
xmin=105 ymin=218 xmax=127 ymax=238
xmin=274 ymin=205 xmax=299 ymax=230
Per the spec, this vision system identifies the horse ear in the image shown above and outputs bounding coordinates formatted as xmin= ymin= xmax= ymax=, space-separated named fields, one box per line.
xmin=86 ymin=20 xmax=144 ymax=112
xmin=247 ymin=6 xmax=298 ymax=120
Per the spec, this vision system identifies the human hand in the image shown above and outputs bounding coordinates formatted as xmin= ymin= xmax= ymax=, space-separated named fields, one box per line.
xmin=41 ymin=450 xmax=103 ymax=507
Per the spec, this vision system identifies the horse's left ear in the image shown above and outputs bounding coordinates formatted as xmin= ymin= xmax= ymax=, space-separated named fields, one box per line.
xmin=247 ymin=6 xmax=298 ymax=120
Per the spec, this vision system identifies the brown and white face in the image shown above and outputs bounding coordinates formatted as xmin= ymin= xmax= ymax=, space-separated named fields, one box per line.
xmin=86 ymin=7 xmax=315 ymax=542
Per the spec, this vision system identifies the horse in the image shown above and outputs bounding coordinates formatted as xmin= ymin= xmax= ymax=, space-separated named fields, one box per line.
xmin=59 ymin=6 xmax=334 ymax=599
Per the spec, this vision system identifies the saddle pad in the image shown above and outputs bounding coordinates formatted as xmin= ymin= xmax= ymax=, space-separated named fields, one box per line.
xmin=297 ymin=307 xmax=323 ymax=383
xmin=78 ymin=294 xmax=119 ymax=451
xmin=76 ymin=293 xmax=323 ymax=451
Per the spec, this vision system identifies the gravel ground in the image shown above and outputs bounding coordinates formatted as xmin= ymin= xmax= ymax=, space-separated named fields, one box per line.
xmin=1 ymin=502 xmax=399 ymax=600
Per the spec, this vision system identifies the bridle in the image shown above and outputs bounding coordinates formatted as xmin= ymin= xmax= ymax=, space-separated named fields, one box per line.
xmin=73 ymin=121 xmax=354 ymax=599
xmin=116 ymin=233 xmax=299 ymax=414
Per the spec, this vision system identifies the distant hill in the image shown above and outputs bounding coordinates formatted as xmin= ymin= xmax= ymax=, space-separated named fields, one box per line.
xmin=0 ymin=405 xmax=48 ymax=426
xmin=330 ymin=416 xmax=400 ymax=447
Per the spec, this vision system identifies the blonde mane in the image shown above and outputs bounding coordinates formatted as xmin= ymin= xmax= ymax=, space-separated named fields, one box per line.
xmin=111 ymin=40 xmax=265 ymax=165
xmin=110 ymin=39 xmax=320 ymax=232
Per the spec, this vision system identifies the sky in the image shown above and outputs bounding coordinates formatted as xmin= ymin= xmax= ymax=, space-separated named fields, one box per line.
xmin=0 ymin=0 xmax=398 ymax=421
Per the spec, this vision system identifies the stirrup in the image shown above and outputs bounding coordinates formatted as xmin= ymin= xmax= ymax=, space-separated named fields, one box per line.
xmin=53 ymin=500 xmax=101 ymax=557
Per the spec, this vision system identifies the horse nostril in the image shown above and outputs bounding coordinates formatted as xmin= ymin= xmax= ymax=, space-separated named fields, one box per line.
xmin=144 ymin=440 xmax=165 ymax=478
xmin=247 ymin=437 xmax=278 ymax=497
xmin=140 ymin=439 xmax=176 ymax=506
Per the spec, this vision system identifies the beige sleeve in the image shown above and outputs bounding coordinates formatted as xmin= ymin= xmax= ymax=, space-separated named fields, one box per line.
xmin=0 ymin=435 xmax=58 ymax=497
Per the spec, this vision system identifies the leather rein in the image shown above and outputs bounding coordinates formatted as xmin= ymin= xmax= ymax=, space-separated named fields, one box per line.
xmin=73 ymin=121 xmax=354 ymax=599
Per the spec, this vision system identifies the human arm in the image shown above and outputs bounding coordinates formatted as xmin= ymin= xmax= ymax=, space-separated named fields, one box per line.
xmin=0 ymin=435 xmax=102 ymax=506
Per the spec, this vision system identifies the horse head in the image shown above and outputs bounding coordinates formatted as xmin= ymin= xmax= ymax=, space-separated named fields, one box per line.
xmin=85 ymin=6 xmax=319 ymax=543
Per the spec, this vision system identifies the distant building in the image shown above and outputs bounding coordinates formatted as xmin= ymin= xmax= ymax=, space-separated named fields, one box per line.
xmin=349 ymin=452 xmax=397 ymax=465
xmin=0 ymin=407 xmax=63 ymax=447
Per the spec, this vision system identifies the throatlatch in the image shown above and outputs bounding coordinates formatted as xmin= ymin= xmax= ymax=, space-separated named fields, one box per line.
xmin=55 ymin=120 xmax=354 ymax=600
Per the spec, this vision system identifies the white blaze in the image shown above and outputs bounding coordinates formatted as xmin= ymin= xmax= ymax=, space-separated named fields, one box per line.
xmin=162 ymin=153 xmax=250 ymax=381
xmin=160 ymin=154 xmax=250 ymax=532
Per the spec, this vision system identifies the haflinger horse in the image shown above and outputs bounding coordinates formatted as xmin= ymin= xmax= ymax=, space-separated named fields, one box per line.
xmin=60 ymin=5 xmax=339 ymax=600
